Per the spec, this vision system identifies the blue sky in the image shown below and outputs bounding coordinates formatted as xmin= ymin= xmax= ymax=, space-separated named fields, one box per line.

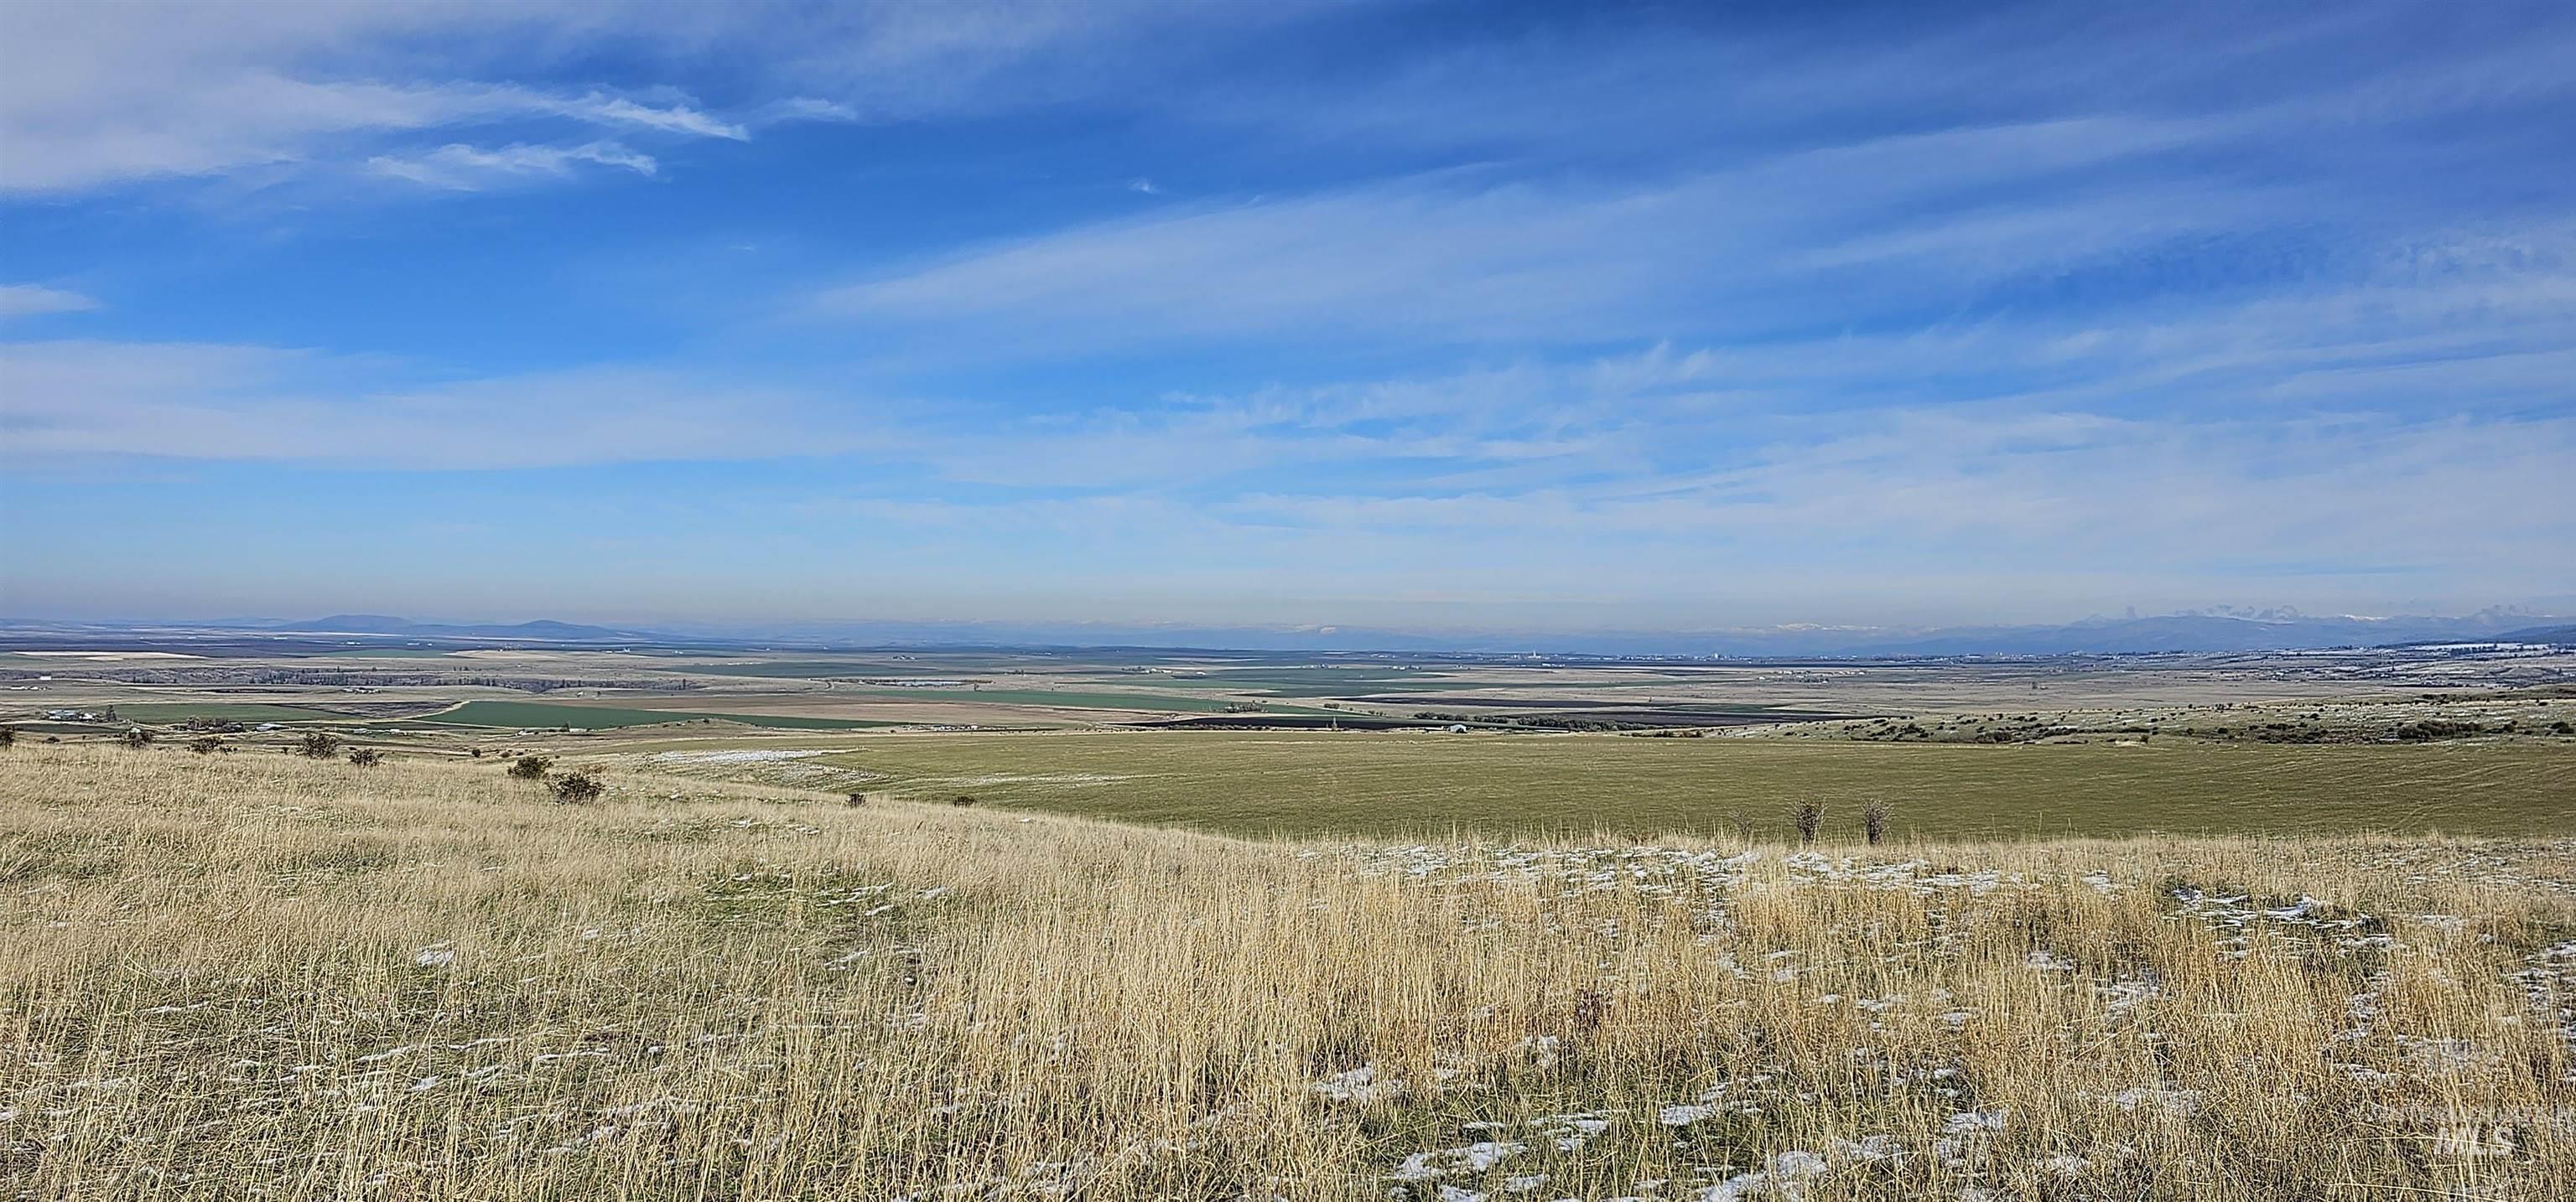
xmin=3 ymin=0 xmax=2571 ymax=632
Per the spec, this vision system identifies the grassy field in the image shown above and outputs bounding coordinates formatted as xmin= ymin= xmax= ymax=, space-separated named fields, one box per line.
xmin=3 ymin=743 xmax=2570 ymax=1199
xmin=413 ymin=699 xmax=904 ymax=731
xmin=808 ymin=730 xmax=2576 ymax=840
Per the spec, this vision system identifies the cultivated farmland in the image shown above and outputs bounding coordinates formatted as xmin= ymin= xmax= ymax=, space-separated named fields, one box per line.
xmin=774 ymin=729 xmax=2576 ymax=841
xmin=410 ymin=700 xmax=905 ymax=731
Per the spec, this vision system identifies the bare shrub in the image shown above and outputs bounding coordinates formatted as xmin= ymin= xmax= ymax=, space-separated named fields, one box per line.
xmin=299 ymin=731 xmax=340 ymax=759
xmin=506 ymin=755 xmax=553 ymax=780
xmin=347 ymin=748 xmax=384 ymax=768
xmin=1862 ymin=800 xmax=1893 ymax=846
xmin=953 ymin=794 xmax=978 ymax=807
xmin=1792 ymin=800 xmax=1825 ymax=845
xmin=548 ymin=769 xmax=605 ymax=804
xmin=190 ymin=736 xmax=222 ymax=755
xmin=121 ymin=728 xmax=153 ymax=749
xmin=847 ymin=791 xmax=870 ymax=807
xmin=0 ymin=725 xmax=15 ymax=749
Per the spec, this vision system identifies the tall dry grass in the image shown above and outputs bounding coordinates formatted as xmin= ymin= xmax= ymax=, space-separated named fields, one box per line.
xmin=2 ymin=743 xmax=2572 ymax=1199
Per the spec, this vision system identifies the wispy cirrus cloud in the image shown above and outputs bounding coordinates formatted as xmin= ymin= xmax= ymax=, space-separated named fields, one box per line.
xmin=802 ymin=4 xmax=2576 ymax=365
xmin=810 ymin=117 xmax=2305 ymax=353
xmin=366 ymin=140 xmax=659 ymax=191
xmin=0 ymin=64 xmax=744 ymax=194
xmin=0 ymin=0 xmax=1351 ymax=195
xmin=0 ymin=284 xmax=99 ymax=319
xmin=0 ymin=340 xmax=888 ymax=469
xmin=541 ymin=93 xmax=745 ymax=141
xmin=6 ymin=303 xmax=2568 ymax=620
xmin=16 ymin=215 xmax=2570 ymax=483
xmin=0 ymin=4 xmax=741 ymax=195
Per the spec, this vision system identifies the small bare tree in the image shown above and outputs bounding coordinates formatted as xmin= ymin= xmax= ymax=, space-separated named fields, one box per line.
xmin=299 ymin=731 xmax=340 ymax=759
xmin=0 ymin=724 xmax=16 ymax=749
xmin=347 ymin=748 xmax=384 ymax=767
xmin=1862 ymin=800 xmax=1892 ymax=846
xmin=507 ymin=754 xmax=553 ymax=780
xmin=847 ymin=791 xmax=870 ymax=807
xmin=190 ymin=735 xmax=223 ymax=755
xmin=1791 ymin=800 xmax=1825 ymax=845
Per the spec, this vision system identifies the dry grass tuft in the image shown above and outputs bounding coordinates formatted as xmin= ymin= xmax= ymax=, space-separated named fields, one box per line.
xmin=3 ymin=743 xmax=2572 ymax=1199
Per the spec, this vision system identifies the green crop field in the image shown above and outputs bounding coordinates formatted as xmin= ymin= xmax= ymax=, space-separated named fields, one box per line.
xmin=833 ymin=687 xmax=1321 ymax=713
xmin=1183 ymin=670 xmax=1670 ymax=697
xmin=815 ymin=730 xmax=2576 ymax=841
xmin=1188 ymin=669 xmax=1480 ymax=697
xmin=413 ymin=700 xmax=903 ymax=731
xmin=651 ymin=661 xmax=974 ymax=679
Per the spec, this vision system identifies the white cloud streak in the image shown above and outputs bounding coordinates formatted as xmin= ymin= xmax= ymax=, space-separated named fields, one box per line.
xmin=0 ymin=0 xmax=1345 ymax=195
xmin=0 ymin=2 xmax=743 ymax=193
xmin=813 ymin=118 xmax=2298 ymax=350
xmin=0 ymin=341 xmax=888 ymax=468
xmin=366 ymin=141 xmax=658 ymax=190
xmin=7 ymin=290 xmax=2568 ymax=618
xmin=540 ymin=93 xmax=745 ymax=141
xmin=0 ymin=284 xmax=99 ymax=318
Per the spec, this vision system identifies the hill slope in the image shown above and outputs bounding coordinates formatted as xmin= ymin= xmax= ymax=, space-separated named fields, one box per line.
xmin=4 ymin=744 xmax=2571 ymax=1198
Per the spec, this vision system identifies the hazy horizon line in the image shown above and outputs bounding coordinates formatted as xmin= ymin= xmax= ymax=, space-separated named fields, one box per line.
xmin=6 ymin=603 xmax=2566 ymax=638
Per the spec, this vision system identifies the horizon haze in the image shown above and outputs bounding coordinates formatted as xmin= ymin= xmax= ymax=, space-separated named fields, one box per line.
xmin=8 ymin=604 xmax=2569 ymax=659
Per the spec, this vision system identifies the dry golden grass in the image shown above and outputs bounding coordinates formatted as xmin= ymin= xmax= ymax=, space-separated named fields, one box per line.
xmin=3 ymin=743 xmax=2573 ymax=1199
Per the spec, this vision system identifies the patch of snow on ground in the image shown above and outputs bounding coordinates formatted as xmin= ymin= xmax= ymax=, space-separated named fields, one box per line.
xmin=1691 ymin=1150 xmax=1829 ymax=1201
xmin=648 ymin=749 xmax=834 ymax=764
xmin=1942 ymin=1108 xmax=2008 ymax=1135
xmin=1311 ymin=1063 xmax=1396 ymax=1104
xmin=1389 ymin=1140 xmax=1527 ymax=1184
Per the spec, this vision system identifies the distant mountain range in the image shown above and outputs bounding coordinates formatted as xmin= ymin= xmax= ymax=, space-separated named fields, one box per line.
xmin=5 ymin=610 xmax=2568 ymax=658
xmin=263 ymin=615 xmax=651 ymax=641
xmin=577 ymin=609 xmax=2576 ymax=656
